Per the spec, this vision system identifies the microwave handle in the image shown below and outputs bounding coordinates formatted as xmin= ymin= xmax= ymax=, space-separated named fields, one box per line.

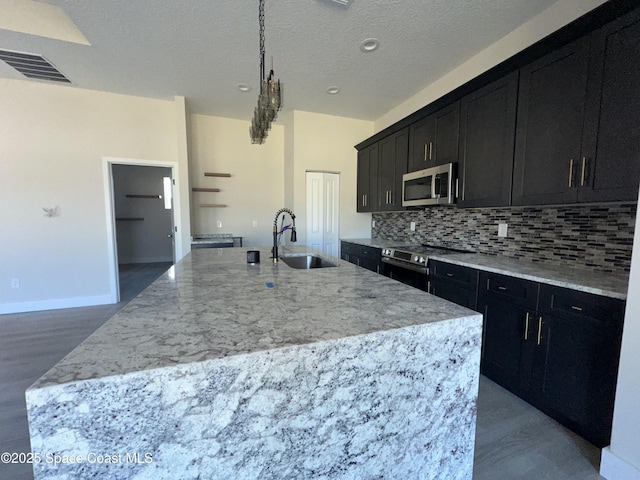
xmin=433 ymin=174 xmax=441 ymax=198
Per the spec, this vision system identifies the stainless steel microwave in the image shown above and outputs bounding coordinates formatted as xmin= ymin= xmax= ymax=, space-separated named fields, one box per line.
xmin=402 ymin=163 xmax=457 ymax=207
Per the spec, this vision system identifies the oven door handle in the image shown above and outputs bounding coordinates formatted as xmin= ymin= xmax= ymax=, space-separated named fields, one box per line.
xmin=381 ymin=257 xmax=428 ymax=274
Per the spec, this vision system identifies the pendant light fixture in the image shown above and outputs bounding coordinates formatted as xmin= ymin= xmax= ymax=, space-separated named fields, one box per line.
xmin=250 ymin=0 xmax=282 ymax=144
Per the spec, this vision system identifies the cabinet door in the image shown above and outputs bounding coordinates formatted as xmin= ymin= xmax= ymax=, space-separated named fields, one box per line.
xmin=478 ymin=294 xmax=533 ymax=395
xmin=356 ymin=144 xmax=378 ymax=212
xmin=407 ymin=102 xmax=459 ymax=172
xmin=512 ymin=38 xmax=590 ymax=205
xmin=433 ymin=101 xmax=460 ymax=167
xmin=458 ymin=72 xmax=518 ymax=207
xmin=378 ymin=128 xmax=409 ymax=211
xmin=579 ymin=10 xmax=640 ymax=202
xmin=408 ymin=116 xmax=435 ymax=172
xmin=530 ymin=314 xmax=622 ymax=447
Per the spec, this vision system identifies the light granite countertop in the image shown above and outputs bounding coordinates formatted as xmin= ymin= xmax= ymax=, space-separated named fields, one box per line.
xmin=27 ymin=246 xmax=482 ymax=479
xmin=341 ymin=238 xmax=629 ymax=300
xmin=31 ymin=246 xmax=478 ymax=390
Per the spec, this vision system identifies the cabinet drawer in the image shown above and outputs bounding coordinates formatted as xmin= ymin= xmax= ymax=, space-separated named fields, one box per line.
xmin=479 ymin=271 xmax=539 ymax=309
xmin=429 ymin=260 xmax=478 ymax=287
xmin=340 ymin=242 xmax=358 ymax=255
xmin=340 ymin=242 xmax=380 ymax=261
xmin=539 ymin=284 xmax=625 ymax=330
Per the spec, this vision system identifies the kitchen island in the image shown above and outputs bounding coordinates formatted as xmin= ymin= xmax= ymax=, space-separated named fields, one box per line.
xmin=26 ymin=247 xmax=482 ymax=480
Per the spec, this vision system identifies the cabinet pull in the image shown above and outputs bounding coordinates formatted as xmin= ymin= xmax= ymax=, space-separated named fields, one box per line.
xmin=498 ymin=286 xmax=507 ymax=291
xmin=389 ymin=190 xmax=392 ymax=204
xmin=580 ymin=157 xmax=586 ymax=186
xmin=446 ymin=273 xmax=454 ymax=277
xmin=568 ymin=158 xmax=574 ymax=187
xmin=537 ymin=317 xmax=543 ymax=346
xmin=424 ymin=144 xmax=428 ymax=162
xmin=571 ymin=305 xmax=583 ymax=311
xmin=364 ymin=194 xmax=367 ymax=207
xmin=428 ymin=142 xmax=433 ymax=161
xmin=524 ymin=312 xmax=530 ymax=341
xmin=455 ymin=178 xmax=459 ymax=199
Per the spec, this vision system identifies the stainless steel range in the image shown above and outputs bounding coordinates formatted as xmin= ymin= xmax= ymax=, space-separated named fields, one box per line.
xmin=381 ymin=244 xmax=471 ymax=291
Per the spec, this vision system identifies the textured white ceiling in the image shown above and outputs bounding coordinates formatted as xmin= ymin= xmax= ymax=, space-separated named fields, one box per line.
xmin=0 ymin=0 xmax=562 ymax=121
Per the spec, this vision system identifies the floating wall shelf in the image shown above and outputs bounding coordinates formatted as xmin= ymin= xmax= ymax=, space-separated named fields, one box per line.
xmin=200 ymin=204 xmax=227 ymax=208
xmin=204 ymin=172 xmax=231 ymax=177
xmin=192 ymin=188 xmax=221 ymax=192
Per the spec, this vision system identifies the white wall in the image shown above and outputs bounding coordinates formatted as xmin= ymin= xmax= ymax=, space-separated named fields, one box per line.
xmin=288 ymin=110 xmax=373 ymax=246
xmin=188 ymin=114 xmax=285 ymax=247
xmin=375 ymin=0 xmax=608 ymax=132
xmin=0 ymin=78 xmax=181 ymax=314
xmin=601 ymin=188 xmax=640 ymax=480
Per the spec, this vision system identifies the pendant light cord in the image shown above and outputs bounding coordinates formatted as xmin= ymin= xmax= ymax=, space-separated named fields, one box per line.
xmin=259 ymin=0 xmax=265 ymax=89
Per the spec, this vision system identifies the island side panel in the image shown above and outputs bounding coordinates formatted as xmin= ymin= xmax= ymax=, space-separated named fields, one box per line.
xmin=27 ymin=315 xmax=481 ymax=480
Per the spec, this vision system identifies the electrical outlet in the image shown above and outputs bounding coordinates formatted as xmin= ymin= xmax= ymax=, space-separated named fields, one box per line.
xmin=410 ymin=222 xmax=416 ymax=231
xmin=216 ymin=220 xmax=223 ymax=228
xmin=498 ymin=223 xmax=508 ymax=238
xmin=252 ymin=220 xmax=258 ymax=228
xmin=11 ymin=278 xmax=20 ymax=288
xmin=372 ymin=220 xmax=376 ymax=228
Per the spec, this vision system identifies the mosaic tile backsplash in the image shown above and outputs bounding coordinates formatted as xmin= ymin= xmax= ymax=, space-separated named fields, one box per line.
xmin=372 ymin=203 xmax=637 ymax=273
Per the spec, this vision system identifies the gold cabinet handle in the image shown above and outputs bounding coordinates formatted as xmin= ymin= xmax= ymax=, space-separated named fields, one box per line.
xmin=524 ymin=312 xmax=530 ymax=341
xmin=571 ymin=305 xmax=583 ymax=312
xmin=428 ymin=142 xmax=433 ymax=161
xmin=424 ymin=144 xmax=428 ymax=162
xmin=537 ymin=316 xmax=543 ymax=346
xmin=580 ymin=156 xmax=586 ymax=186
xmin=498 ymin=286 xmax=507 ymax=291
xmin=568 ymin=158 xmax=574 ymax=187
xmin=389 ymin=190 xmax=392 ymax=204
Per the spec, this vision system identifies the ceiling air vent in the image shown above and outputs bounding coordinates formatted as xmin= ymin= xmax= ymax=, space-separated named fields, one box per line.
xmin=0 ymin=49 xmax=70 ymax=83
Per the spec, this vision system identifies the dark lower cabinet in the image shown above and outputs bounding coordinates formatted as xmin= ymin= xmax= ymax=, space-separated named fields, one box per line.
xmin=340 ymin=241 xmax=382 ymax=274
xmin=428 ymin=260 xmax=479 ymax=310
xmin=478 ymin=271 xmax=625 ymax=448
xmin=531 ymin=285 xmax=625 ymax=447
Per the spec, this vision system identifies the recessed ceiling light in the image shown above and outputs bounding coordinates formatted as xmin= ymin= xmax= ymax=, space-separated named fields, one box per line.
xmin=326 ymin=86 xmax=340 ymax=95
xmin=360 ymin=38 xmax=379 ymax=53
xmin=237 ymin=83 xmax=251 ymax=92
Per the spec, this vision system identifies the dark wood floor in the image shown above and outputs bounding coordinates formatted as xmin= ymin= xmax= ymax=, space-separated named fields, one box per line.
xmin=1 ymin=261 xmax=603 ymax=480
xmin=0 ymin=262 xmax=171 ymax=480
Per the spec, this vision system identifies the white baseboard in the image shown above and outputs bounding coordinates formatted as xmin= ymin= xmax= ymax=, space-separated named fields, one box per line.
xmin=601 ymin=446 xmax=640 ymax=480
xmin=0 ymin=293 xmax=117 ymax=315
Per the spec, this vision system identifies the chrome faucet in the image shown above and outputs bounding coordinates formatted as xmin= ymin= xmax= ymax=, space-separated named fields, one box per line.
xmin=272 ymin=208 xmax=297 ymax=263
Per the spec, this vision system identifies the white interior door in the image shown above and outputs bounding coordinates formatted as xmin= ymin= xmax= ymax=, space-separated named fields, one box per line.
xmin=306 ymin=172 xmax=340 ymax=257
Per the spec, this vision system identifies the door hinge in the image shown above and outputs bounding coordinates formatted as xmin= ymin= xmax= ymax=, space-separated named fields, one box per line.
xmin=172 ymin=179 xmax=176 ymax=185
xmin=174 ymin=226 xmax=178 ymax=232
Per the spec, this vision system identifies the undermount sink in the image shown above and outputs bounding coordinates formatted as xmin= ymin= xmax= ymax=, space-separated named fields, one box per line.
xmin=279 ymin=254 xmax=337 ymax=269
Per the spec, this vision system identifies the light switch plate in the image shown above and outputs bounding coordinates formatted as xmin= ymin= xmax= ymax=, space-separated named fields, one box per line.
xmin=410 ymin=222 xmax=416 ymax=231
xmin=498 ymin=223 xmax=508 ymax=237
xmin=216 ymin=220 xmax=223 ymax=228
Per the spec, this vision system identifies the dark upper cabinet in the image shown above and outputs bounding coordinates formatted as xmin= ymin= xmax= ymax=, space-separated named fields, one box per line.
xmin=378 ymin=127 xmax=409 ymax=211
xmin=356 ymin=143 xmax=378 ymax=212
xmin=512 ymin=37 xmax=591 ymax=206
xmin=458 ymin=72 xmax=519 ymax=208
xmin=408 ymin=102 xmax=460 ymax=172
xmin=579 ymin=10 xmax=640 ymax=202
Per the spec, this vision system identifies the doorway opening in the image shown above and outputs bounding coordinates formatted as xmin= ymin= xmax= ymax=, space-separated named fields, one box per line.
xmin=109 ymin=164 xmax=176 ymax=303
xmin=306 ymin=171 xmax=340 ymax=257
